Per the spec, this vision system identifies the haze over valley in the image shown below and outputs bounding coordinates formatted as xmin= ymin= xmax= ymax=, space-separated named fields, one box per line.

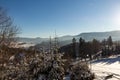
xmin=18 ymin=30 xmax=120 ymax=46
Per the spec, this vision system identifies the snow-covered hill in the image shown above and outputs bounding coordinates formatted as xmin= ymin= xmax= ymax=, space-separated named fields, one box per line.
xmin=92 ymin=56 xmax=120 ymax=80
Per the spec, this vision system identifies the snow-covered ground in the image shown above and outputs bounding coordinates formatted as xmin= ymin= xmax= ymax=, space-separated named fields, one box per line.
xmin=91 ymin=56 xmax=120 ymax=80
xmin=64 ymin=56 xmax=120 ymax=80
xmin=14 ymin=42 xmax=35 ymax=48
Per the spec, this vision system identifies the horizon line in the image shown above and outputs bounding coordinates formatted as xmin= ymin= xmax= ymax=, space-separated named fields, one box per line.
xmin=18 ymin=30 xmax=120 ymax=38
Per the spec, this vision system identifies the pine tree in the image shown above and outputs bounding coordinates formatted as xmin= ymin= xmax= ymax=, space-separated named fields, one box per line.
xmin=72 ymin=38 xmax=77 ymax=58
xmin=79 ymin=37 xmax=85 ymax=59
xmin=107 ymin=36 xmax=113 ymax=47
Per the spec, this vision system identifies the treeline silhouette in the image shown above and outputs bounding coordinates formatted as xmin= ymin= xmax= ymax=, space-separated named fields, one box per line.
xmin=59 ymin=36 xmax=120 ymax=60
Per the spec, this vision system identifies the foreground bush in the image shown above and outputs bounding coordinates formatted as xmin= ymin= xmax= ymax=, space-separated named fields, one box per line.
xmin=0 ymin=53 xmax=65 ymax=80
xmin=70 ymin=62 xmax=95 ymax=80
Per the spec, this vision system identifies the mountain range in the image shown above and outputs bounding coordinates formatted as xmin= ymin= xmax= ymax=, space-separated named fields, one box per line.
xmin=17 ymin=30 xmax=120 ymax=46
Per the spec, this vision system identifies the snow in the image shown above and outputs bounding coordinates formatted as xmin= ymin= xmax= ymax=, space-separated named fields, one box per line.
xmin=64 ymin=56 xmax=120 ymax=80
xmin=15 ymin=42 xmax=35 ymax=48
xmin=91 ymin=56 xmax=120 ymax=80
xmin=64 ymin=75 xmax=70 ymax=80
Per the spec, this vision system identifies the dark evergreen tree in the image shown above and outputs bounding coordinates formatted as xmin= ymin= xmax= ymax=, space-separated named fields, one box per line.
xmin=72 ymin=38 xmax=77 ymax=58
xmin=102 ymin=39 xmax=107 ymax=46
xmin=92 ymin=39 xmax=101 ymax=54
xmin=107 ymin=36 xmax=113 ymax=47
xmin=79 ymin=37 xmax=86 ymax=59
xmin=84 ymin=42 xmax=93 ymax=60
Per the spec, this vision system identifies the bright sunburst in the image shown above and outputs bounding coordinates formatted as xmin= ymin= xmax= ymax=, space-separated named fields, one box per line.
xmin=112 ymin=4 xmax=120 ymax=26
xmin=113 ymin=12 xmax=120 ymax=25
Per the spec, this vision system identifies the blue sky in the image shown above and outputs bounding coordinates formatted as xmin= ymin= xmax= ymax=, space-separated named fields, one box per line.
xmin=0 ymin=0 xmax=120 ymax=38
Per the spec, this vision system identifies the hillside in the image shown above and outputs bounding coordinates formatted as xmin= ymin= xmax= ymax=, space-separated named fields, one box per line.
xmin=77 ymin=30 xmax=120 ymax=41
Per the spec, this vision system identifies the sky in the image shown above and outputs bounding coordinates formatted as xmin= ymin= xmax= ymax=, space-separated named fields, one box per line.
xmin=0 ymin=0 xmax=120 ymax=38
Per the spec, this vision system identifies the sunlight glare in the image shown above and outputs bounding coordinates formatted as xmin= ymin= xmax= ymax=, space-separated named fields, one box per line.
xmin=113 ymin=13 xmax=120 ymax=25
xmin=112 ymin=6 xmax=120 ymax=26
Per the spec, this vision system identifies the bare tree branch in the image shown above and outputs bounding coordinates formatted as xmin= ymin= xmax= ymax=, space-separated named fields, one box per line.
xmin=0 ymin=7 xmax=20 ymax=47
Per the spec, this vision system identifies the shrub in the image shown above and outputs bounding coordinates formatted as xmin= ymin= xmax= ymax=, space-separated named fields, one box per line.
xmin=70 ymin=62 xmax=95 ymax=80
xmin=1 ymin=53 xmax=65 ymax=80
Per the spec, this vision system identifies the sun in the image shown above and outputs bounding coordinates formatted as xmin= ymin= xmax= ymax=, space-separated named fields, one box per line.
xmin=113 ymin=13 xmax=120 ymax=25
xmin=111 ymin=4 xmax=120 ymax=26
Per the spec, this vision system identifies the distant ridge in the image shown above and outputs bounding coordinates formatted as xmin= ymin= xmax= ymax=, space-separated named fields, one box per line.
xmin=17 ymin=30 xmax=120 ymax=46
xmin=76 ymin=30 xmax=120 ymax=41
